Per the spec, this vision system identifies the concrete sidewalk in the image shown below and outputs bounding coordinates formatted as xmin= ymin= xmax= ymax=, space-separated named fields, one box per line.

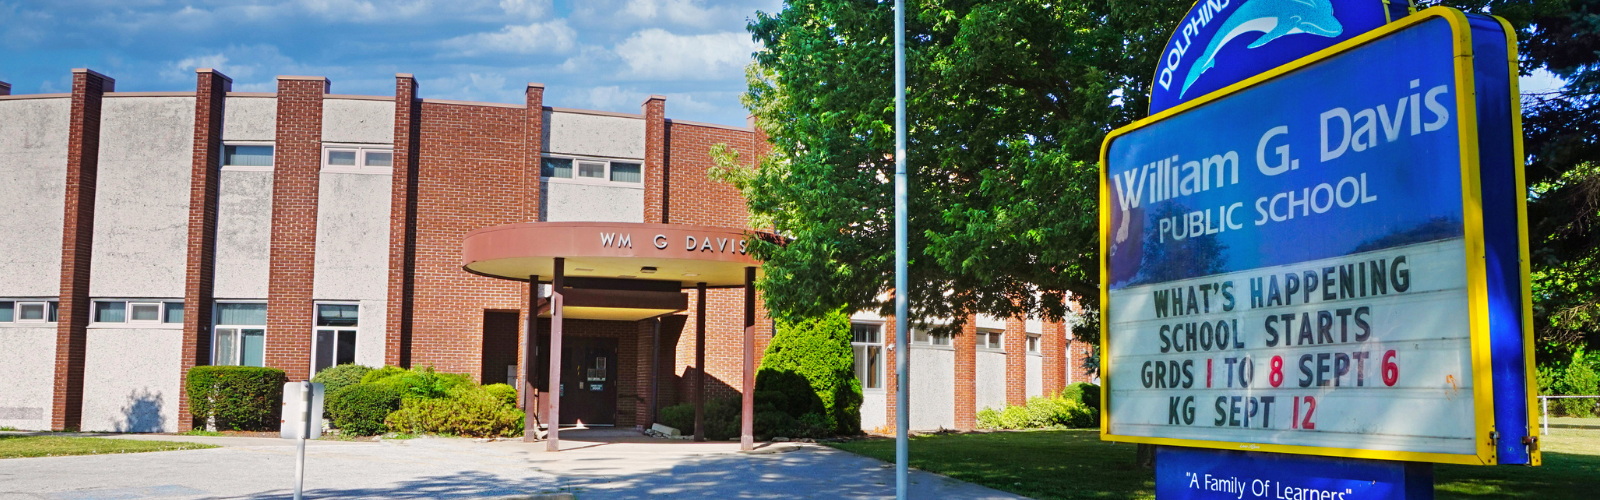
xmin=0 ymin=433 xmax=1028 ymax=499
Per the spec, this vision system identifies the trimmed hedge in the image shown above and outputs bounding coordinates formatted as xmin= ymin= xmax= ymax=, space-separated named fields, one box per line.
xmin=327 ymin=383 xmax=403 ymax=436
xmin=186 ymin=366 xmax=287 ymax=431
xmin=1062 ymin=382 xmax=1100 ymax=412
xmin=385 ymin=386 xmax=524 ymax=438
xmin=311 ymin=364 xmax=372 ymax=399
xmin=361 ymin=365 xmax=408 ymax=385
xmin=658 ymin=397 xmax=740 ymax=440
xmin=755 ymin=309 xmax=861 ymax=435
xmin=976 ymin=393 xmax=1095 ymax=430
xmin=370 ymin=366 xmax=474 ymax=400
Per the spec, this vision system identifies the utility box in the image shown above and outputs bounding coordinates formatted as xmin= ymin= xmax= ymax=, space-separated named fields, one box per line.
xmin=280 ymin=382 xmax=325 ymax=440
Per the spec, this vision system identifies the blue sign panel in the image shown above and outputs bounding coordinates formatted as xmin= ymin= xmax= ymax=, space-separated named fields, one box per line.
xmin=1156 ymin=446 xmax=1433 ymax=500
xmin=1149 ymin=0 xmax=1408 ymax=114
xmin=1099 ymin=8 xmax=1538 ymax=466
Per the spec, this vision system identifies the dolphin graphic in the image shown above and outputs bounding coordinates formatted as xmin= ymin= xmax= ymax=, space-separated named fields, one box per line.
xmin=1180 ymin=0 xmax=1343 ymax=97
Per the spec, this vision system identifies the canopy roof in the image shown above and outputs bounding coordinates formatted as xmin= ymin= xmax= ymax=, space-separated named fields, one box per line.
xmin=462 ymin=222 xmax=772 ymax=288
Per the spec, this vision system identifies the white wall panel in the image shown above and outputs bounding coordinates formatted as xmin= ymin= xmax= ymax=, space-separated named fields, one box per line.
xmin=542 ymin=182 xmax=644 ymax=223
xmin=322 ymin=99 xmax=393 ymax=144
xmin=80 ymin=328 xmax=183 ymax=433
xmin=0 ymin=98 xmax=70 ymax=297
xmin=90 ymin=96 xmax=195 ymax=298
xmin=214 ymin=170 xmax=273 ymax=298
xmin=543 ymin=110 xmax=645 ymax=159
xmin=223 ymin=97 xmax=276 ymax=141
xmin=0 ymin=328 xmax=58 ymax=430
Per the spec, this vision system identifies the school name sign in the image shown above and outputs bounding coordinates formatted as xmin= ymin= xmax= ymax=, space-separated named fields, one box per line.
xmin=1098 ymin=9 xmax=1538 ymax=465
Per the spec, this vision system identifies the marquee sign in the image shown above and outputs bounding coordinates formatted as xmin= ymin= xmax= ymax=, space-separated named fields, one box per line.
xmin=1098 ymin=8 xmax=1538 ymax=466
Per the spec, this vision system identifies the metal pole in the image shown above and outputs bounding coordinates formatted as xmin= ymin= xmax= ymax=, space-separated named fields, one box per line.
xmin=294 ymin=381 xmax=309 ymax=500
xmin=1541 ymin=397 xmax=1548 ymax=436
xmin=892 ymin=0 xmax=910 ymax=497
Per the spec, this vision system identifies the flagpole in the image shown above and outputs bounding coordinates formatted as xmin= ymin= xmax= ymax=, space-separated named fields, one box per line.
xmin=892 ymin=0 xmax=910 ymax=498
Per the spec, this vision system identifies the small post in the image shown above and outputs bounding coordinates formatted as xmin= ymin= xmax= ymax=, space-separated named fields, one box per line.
xmin=524 ymin=275 xmax=540 ymax=442
xmin=694 ymin=282 xmax=708 ymax=442
xmin=547 ymin=259 xmax=565 ymax=451
xmin=741 ymin=266 xmax=756 ymax=451
xmin=293 ymin=381 xmax=310 ymax=500
xmin=1541 ymin=397 xmax=1548 ymax=436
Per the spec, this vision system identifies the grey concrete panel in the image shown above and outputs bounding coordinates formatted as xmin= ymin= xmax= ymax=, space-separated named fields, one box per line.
xmin=222 ymin=97 xmax=276 ymax=142
xmin=860 ymin=391 xmax=887 ymax=432
xmin=214 ymin=170 xmax=274 ymax=299
xmin=312 ymin=172 xmax=391 ymax=301
xmin=543 ymin=110 xmax=646 ymax=159
xmin=81 ymin=327 xmax=184 ymax=433
xmin=541 ymin=181 xmax=644 ymax=223
xmin=355 ymin=298 xmax=387 ymax=368
xmin=0 ymin=327 xmax=58 ymax=430
xmin=909 ymin=347 xmax=954 ymax=431
xmin=0 ymin=98 xmax=70 ymax=297
xmin=90 ymin=97 xmax=196 ymax=298
xmin=322 ymin=99 xmax=394 ymax=144
xmin=1026 ymin=355 xmax=1043 ymax=398
xmin=976 ymin=351 xmax=1007 ymax=413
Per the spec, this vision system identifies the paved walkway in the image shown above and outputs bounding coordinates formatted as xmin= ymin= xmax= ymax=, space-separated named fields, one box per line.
xmin=0 ymin=431 xmax=1026 ymax=499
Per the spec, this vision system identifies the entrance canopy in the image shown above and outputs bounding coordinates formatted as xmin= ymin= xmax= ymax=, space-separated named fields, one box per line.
xmin=462 ymin=222 xmax=771 ymax=287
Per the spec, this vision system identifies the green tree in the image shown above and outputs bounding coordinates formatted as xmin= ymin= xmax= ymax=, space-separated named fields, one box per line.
xmin=1431 ymin=0 xmax=1600 ymax=356
xmin=755 ymin=309 xmax=862 ymax=434
xmin=721 ymin=0 xmax=1190 ymax=340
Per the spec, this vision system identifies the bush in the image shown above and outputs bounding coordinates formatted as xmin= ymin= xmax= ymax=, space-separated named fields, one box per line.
xmin=1061 ymin=382 xmax=1101 ymax=412
xmin=657 ymin=397 xmax=740 ymax=440
xmin=327 ymin=383 xmax=403 ymax=436
xmin=976 ymin=394 xmax=1095 ymax=430
xmin=186 ymin=366 xmax=287 ymax=431
xmin=312 ymin=364 xmax=372 ymax=398
xmin=756 ymin=309 xmax=862 ymax=435
xmin=373 ymin=366 xmax=475 ymax=400
xmin=361 ymin=365 xmax=408 ymax=385
xmin=482 ymin=383 xmax=518 ymax=407
xmin=385 ymin=386 xmax=524 ymax=438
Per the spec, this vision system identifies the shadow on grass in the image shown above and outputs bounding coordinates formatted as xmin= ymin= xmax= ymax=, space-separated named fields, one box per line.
xmin=1436 ymin=450 xmax=1600 ymax=499
xmin=828 ymin=429 xmax=1153 ymax=500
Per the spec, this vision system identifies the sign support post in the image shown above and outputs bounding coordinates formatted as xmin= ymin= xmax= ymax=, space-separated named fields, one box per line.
xmin=892 ymin=0 xmax=910 ymax=498
xmin=281 ymin=381 xmax=323 ymax=500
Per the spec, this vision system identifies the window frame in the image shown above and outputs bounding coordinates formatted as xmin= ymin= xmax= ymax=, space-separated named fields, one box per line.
xmin=0 ymin=299 xmax=58 ymax=325
xmin=321 ymin=144 xmax=394 ymax=174
xmin=1027 ymin=333 xmax=1041 ymax=354
xmin=850 ymin=321 xmax=885 ymax=391
xmin=89 ymin=299 xmax=184 ymax=327
xmin=221 ymin=141 xmax=275 ymax=172
xmin=977 ymin=328 xmax=1004 ymax=351
xmin=311 ymin=301 xmax=361 ymax=376
xmin=539 ymin=154 xmax=645 ymax=188
xmin=912 ymin=328 xmax=953 ymax=347
xmin=212 ymin=301 xmax=268 ymax=367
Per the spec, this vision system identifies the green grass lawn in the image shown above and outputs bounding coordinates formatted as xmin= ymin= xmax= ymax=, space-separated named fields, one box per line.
xmin=0 ymin=434 xmax=217 ymax=459
xmin=827 ymin=428 xmax=1600 ymax=500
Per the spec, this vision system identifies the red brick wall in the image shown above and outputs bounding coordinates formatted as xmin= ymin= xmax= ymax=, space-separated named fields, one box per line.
xmin=1043 ymin=319 xmax=1066 ymax=395
xmin=265 ymin=77 xmax=327 ymax=382
xmin=524 ymin=84 xmax=544 ymax=222
xmin=52 ymin=68 xmax=111 ymax=430
xmin=178 ymin=69 xmax=230 ymax=431
xmin=386 ymin=74 xmax=420 ymax=367
xmin=953 ymin=316 xmax=977 ymax=430
xmin=1005 ymin=314 xmax=1027 ymax=406
xmin=407 ymin=101 xmax=528 ymax=378
xmin=671 ymin=286 xmax=770 ymax=404
xmin=664 ymin=122 xmax=757 ymax=229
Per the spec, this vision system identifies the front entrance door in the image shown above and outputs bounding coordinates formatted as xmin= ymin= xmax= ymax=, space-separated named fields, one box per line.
xmin=560 ymin=337 xmax=617 ymax=426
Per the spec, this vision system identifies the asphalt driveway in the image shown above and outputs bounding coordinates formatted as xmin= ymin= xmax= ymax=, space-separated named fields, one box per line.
xmin=0 ymin=431 xmax=1026 ymax=499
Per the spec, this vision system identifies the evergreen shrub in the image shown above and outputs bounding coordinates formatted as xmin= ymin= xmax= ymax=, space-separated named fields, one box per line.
xmin=657 ymin=397 xmax=740 ymax=440
xmin=327 ymin=383 xmax=403 ymax=435
xmin=755 ymin=309 xmax=861 ymax=435
xmin=311 ymin=364 xmax=372 ymax=398
xmin=186 ymin=366 xmax=287 ymax=431
xmin=385 ymin=386 xmax=524 ymax=438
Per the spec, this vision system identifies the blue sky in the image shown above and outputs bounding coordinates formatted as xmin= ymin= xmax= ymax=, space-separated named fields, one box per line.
xmin=0 ymin=0 xmax=780 ymax=126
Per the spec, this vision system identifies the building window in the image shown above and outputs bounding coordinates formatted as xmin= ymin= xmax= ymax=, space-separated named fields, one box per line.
xmin=540 ymin=155 xmax=644 ymax=185
xmin=1027 ymin=334 xmax=1041 ymax=354
xmin=92 ymin=300 xmax=183 ymax=325
xmin=222 ymin=144 xmax=274 ymax=169
xmin=978 ymin=329 xmax=1003 ymax=351
xmin=0 ymin=300 xmax=58 ymax=323
xmin=214 ymin=302 xmax=266 ymax=367
xmin=313 ymin=303 xmax=359 ymax=375
xmin=851 ymin=323 xmax=883 ymax=390
xmin=323 ymin=146 xmax=394 ymax=174
xmin=913 ymin=328 xmax=952 ymax=346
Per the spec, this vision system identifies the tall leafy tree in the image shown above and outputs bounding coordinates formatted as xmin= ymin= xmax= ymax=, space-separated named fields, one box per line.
xmin=1433 ymin=0 xmax=1600 ymax=356
xmin=723 ymin=0 xmax=1190 ymax=339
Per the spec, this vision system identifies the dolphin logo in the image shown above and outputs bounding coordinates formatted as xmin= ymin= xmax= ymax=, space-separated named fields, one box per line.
xmin=1180 ymin=0 xmax=1343 ymax=97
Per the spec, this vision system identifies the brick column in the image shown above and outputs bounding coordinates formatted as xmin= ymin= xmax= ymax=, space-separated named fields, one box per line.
xmin=386 ymin=74 xmax=419 ymax=368
xmin=953 ymin=315 xmax=976 ymax=430
xmin=642 ymin=96 xmax=666 ymax=223
xmin=0 ymin=80 xmax=11 ymax=96
xmin=525 ymin=83 xmax=545 ymax=222
xmin=177 ymin=69 xmax=231 ymax=431
xmin=1043 ymin=319 xmax=1066 ymax=395
xmin=1005 ymin=313 xmax=1027 ymax=406
xmin=266 ymin=76 xmax=327 ymax=381
xmin=883 ymin=315 xmax=898 ymax=433
xmin=51 ymin=68 xmax=112 ymax=431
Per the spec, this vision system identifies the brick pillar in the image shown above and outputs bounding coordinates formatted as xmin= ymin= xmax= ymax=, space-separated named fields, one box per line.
xmin=525 ymin=83 xmax=545 ymax=222
xmin=642 ymin=95 xmax=666 ymax=223
xmin=386 ymin=74 xmax=419 ymax=368
xmin=953 ymin=315 xmax=976 ymax=430
xmin=51 ymin=68 xmax=112 ymax=431
xmin=266 ymin=76 xmax=327 ymax=381
xmin=0 ymin=80 xmax=11 ymax=96
xmin=883 ymin=315 xmax=898 ymax=433
xmin=177 ymin=69 xmax=231 ymax=431
xmin=1043 ymin=319 xmax=1066 ymax=395
xmin=1005 ymin=313 xmax=1027 ymax=406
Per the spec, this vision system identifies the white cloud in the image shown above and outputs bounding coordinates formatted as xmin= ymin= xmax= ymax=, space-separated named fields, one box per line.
xmin=161 ymin=53 xmax=233 ymax=82
xmin=499 ymin=0 xmax=552 ymax=19
xmin=442 ymin=20 xmax=578 ymax=56
xmin=421 ymin=72 xmax=520 ymax=104
xmin=585 ymin=85 xmax=638 ymax=110
xmin=614 ymin=29 xmax=758 ymax=81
